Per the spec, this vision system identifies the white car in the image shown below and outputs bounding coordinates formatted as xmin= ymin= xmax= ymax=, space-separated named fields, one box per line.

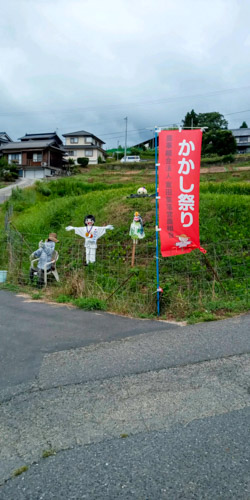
xmin=120 ymin=155 xmax=141 ymax=163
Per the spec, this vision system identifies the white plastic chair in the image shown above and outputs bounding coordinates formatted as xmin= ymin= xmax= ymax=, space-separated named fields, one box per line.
xmin=30 ymin=251 xmax=60 ymax=287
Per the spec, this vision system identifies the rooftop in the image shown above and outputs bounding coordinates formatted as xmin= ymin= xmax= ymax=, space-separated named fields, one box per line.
xmin=0 ymin=132 xmax=12 ymax=142
xmin=231 ymin=128 xmax=250 ymax=137
xmin=19 ymin=132 xmax=63 ymax=145
xmin=63 ymin=130 xmax=105 ymax=144
xmin=0 ymin=140 xmax=65 ymax=151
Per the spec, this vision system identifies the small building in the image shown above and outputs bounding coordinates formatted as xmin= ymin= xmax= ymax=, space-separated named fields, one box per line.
xmin=231 ymin=128 xmax=250 ymax=154
xmin=0 ymin=132 xmax=66 ymax=178
xmin=133 ymin=136 xmax=157 ymax=149
xmin=63 ymin=130 xmax=106 ymax=165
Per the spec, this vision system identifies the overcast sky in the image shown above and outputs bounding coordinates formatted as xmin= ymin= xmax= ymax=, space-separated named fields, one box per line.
xmin=1 ymin=0 xmax=250 ymax=148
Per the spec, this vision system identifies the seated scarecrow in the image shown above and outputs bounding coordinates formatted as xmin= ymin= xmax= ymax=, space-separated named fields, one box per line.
xmin=30 ymin=232 xmax=59 ymax=287
xmin=66 ymin=215 xmax=114 ymax=265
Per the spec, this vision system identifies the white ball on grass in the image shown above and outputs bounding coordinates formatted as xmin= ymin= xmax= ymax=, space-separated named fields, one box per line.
xmin=137 ymin=187 xmax=147 ymax=195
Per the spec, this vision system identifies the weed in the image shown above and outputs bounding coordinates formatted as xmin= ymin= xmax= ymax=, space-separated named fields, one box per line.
xmin=12 ymin=465 xmax=29 ymax=477
xmin=31 ymin=292 xmax=42 ymax=300
xmin=56 ymin=294 xmax=72 ymax=303
xmin=42 ymin=449 xmax=56 ymax=458
xmin=73 ymin=297 xmax=107 ymax=311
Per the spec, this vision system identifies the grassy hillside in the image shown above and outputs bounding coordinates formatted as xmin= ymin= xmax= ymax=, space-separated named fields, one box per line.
xmin=0 ymin=167 xmax=249 ymax=322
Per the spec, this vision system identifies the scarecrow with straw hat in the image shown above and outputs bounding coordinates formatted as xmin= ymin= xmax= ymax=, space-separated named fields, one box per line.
xmin=30 ymin=232 xmax=59 ymax=285
xmin=66 ymin=215 xmax=114 ymax=265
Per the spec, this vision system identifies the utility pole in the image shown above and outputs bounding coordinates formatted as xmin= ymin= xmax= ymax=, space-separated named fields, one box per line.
xmin=191 ymin=117 xmax=193 ymax=129
xmin=124 ymin=116 xmax=128 ymax=163
xmin=117 ymin=140 xmax=119 ymax=161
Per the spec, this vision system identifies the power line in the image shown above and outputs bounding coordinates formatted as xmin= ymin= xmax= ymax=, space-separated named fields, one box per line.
xmin=0 ymin=85 xmax=249 ymax=118
xmin=224 ymin=109 xmax=250 ymax=116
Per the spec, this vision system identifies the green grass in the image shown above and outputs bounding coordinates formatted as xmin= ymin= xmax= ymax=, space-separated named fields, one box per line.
xmin=0 ymin=170 xmax=249 ymax=322
xmin=73 ymin=297 xmax=107 ymax=310
xmin=56 ymin=295 xmax=107 ymax=310
xmin=31 ymin=292 xmax=43 ymax=300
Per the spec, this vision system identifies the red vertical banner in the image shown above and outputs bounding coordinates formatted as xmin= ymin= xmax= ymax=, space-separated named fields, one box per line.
xmin=158 ymin=129 xmax=206 ymax=257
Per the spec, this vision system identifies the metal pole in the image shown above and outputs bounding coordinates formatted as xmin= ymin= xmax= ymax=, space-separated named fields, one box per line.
xmin=155 ymin=127 xmax=160 ymax=316
xmin=124 ymin=117 xmax=127 ymax=163
xmin=117 ymin=140 xmax=119 ymax=161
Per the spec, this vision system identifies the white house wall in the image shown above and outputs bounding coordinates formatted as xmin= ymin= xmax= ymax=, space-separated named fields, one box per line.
xmin=65 ymin=136 xmax=102 ymax=147
xmin=68 ymin=149 xmax=105 ymax=164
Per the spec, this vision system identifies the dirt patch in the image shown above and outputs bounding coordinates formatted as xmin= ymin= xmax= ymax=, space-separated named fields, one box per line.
xmin=200 ymin=165 xmax=250 ymax=174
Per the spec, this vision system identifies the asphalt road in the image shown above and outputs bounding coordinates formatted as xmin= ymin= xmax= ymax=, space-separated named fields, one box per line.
xmin=0 ymin=290 xmax=249 ymax=499
xmin=1 ymin=409 xmax=249 ymax=499
xmin=0 ymin=178 xmax=35 ymax=203
xmin=0 ymin=290 xmax=177 ymax=388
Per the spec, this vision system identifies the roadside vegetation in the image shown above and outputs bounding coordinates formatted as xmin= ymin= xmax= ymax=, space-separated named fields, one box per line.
xmin=0 ymin=157 xmax=19 ymax=182
xmin=0 ymin=164 xmax=249 ymax=323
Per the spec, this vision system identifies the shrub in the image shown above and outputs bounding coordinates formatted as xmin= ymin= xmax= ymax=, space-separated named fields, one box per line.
xmin=222 ymin=154 xmax=235 ymax=164
xmin=77 ymin=157 xmax=89 ymax=167
xmin=201 ymin=154 xmax=235 ymax=165
xmin=0 ymin=158 xmax=19 ymax=181
xmin=35 ymin=181 xmax=51 ymax=196
xmin=130 ymin=147 xmax=143 ymax=155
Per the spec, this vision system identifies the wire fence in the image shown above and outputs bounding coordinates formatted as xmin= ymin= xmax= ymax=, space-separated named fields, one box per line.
xmin=0 ymin=223 xmax=249 ymax=318
xmin=0 ymin=194 xmax=10 ymax=204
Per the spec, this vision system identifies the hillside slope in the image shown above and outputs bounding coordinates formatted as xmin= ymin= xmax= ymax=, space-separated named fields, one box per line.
xmin=0 ymin=168 xmax=249 ymax=322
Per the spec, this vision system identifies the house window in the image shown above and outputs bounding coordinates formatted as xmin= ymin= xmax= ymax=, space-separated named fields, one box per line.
xmin=239 ymin=136 xmax=247 ymax=143
xmin=85 ymin=137 xmax=92 ymax=144
xmin=8 ymin=153 xmax=21 ymax=164
xmin=70 ymin=137 xmax=78 ymax=144
xmin=33 ymin=153 xmax=42 ymax=162
xmin=85 ymin=149 xmax=93 ymax=157
xmin=67 ymin=150 xmax=75 ymax=156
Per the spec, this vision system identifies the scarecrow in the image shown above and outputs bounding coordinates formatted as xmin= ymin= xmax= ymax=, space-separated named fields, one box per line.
xmin=66 ymin=215 xmax=114 ymax=265
xmin=129 ymin=211 xmax=145 ymax=266
xmin=30 ymin=232 xmax=59 ymax=286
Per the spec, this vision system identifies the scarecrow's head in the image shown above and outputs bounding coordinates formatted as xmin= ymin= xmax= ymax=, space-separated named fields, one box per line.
xmin=84 ymin=215 xmax=95 ymax=226
xmin=133 ymin=211 xmax=141 ymax=222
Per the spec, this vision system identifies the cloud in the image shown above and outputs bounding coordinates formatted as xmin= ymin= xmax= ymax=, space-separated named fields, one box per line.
xmin=0 ymin=0 xmax=250 ymax=146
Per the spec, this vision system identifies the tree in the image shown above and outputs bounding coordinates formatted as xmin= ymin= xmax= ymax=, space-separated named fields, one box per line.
xmin=182 ymin=109 xmax=199 ymax=128
xmin=197 ymin=112 xmax=228 ymax=130
xmin=240 ymin=121 xmax=248 ymax=128
xmin=77 ymin=157 xmax=89 ymax=168
xmin=202 ymin=130 xmax=237 ymax=156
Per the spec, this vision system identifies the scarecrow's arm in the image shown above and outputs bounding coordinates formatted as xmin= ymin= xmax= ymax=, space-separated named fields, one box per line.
xmin=95 ymin=225 xmax=114 ymax=239
xmin=66 ymin=226 xmax=86 ymax=239
xmin=33 ymin=248 xmax=42 ymax=258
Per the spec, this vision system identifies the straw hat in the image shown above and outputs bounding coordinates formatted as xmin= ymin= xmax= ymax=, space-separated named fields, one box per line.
xmin=48 ymin=233 xmax=59 ymax=243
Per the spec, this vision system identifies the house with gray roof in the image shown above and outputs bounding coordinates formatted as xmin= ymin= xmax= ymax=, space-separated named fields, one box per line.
xmin=63 ymin=130 xmax=106 ymax=165
xmin=0 ymin=132 xmax=66 ymax=179
xmin=231 ymin=128 xmax=250 ymax=153
xmin=19 ymin=132 xmax=63 ymax=145
xmin=0 ymin=132 xmax=12 ymax=146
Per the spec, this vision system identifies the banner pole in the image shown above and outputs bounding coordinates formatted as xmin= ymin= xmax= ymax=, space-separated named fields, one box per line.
xmin=155 ymin=127 xmax=160 ymax=316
